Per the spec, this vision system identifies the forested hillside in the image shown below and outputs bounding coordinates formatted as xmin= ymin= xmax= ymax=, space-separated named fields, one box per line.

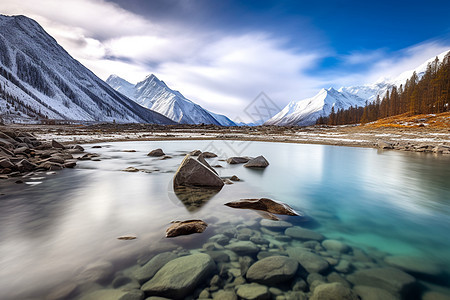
xmin=317 ymin=51 xmax=450 ymax=125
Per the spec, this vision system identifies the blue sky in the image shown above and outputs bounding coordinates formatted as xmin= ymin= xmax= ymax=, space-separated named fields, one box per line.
xmin=2 ymin=0 xmax=450 ymax=120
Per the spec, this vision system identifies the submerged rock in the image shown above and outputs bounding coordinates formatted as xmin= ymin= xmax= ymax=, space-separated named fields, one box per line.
xmin=260 ymin=219 xmax=292 ymax=229
xmin=322 ymin=239 xmax=350 ymax=253
xmin=79 ymin=289 xmax=143 ymax=300
xmin=148 ymin=148 xmax=165 ymax=157
xmin=244 ymin=155 xmax=269 ymax=168
xmin=384 ymin=255 xmax=441 ymax=276
xmin=225 ymin=241 xmax=259 ymax=256
xmin=173 ymin=186 xmax=220 ymax=212
xmin=310 ymin=282 xmax=358 ymax=300
xmin=225 ymin=198 xmax=300 ymax=216
xmin=236 ymin=283 xmax=270 ymax=300
xmin=133 ymin=252 xmax=178 ymax=283
xmin=173 ymin=154 xmax=224 ymax=188
xmin=287 ymin=247 xmax=329 ymax=274
xmin=141 ymin=253 xmax=215 ymax=299
xmin=353 ymin=285 xmax=397 ymax=300
xmin=227 ymin=156 xmax=251 ymax=164
xmin=246 ymin=256 xmax=298 ymax=285
xmin=165 ymin=220 xmax=208 ymax=238
xmin=285 ymin=226 xmax=324 ymax=241
xmin=347 ymin=267 xmax=416 ymax=297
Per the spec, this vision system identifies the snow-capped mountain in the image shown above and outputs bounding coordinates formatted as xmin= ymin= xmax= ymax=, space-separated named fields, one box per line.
xmin=107 ymin=74 xmax=236 ymax=126
xmin=0 ymin=15 xmax=174 ymax=124
xmin=266 ymin=49 xmax=449 ymax=126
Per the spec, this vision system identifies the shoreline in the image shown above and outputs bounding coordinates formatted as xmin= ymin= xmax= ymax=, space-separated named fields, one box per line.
xmin=2 ymin=123 xmax=449 ymax=154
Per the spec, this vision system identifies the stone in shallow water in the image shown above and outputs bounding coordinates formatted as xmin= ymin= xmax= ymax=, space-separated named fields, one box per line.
xmin=225 ymin=198 xmax=300 ymax=216
xmin=260 ymin=219 xmax=293 ymax=230
xmin=287 ymin=247 xmax=329 ymax=274
xmin=148 ymin=148 xmax=165 ymax=157
xmin=227 ymin=156 xmax=251 ymax=164
xmin=165 ymin=220 xmax=208 ymax=237
xmin=322 ymin=239 xmax=350 ymax=253
xmin=197 ymin=153 xmax=218 ymax=174
xmin=422 ymin=291 xmax=450 ymax=300
xmin=122 ymin=167 xmax=140 ymax=172
xmin=132 ymin=252 xmax=177 ymax=284
xmin=173 ymin=154 xmax=224 ymax=188
xmin=77 ymin=261 xmax=114 ymax=283
xmin=284 ymin=226 xmax=324 ymax=241
xmin=246 ymin=256 xmax=298 ymax=285
xmin=141 ymin=253 xmax=215 ymax=299
xmin=236 ymin=283 xmax=270 ymax=300
xmin=347 ymin=267 xmax=416 ymax=297
xmin=353 ymin=285 xmax=397 ymax=300
xmin=384 ymin=255 xmax=442 ymax=276
xmin=244 ymin=155 xmax=269 ymax=168
xmin=225 ymin=241 xmax=260 ymax=256
xmin=310 ymin=282 xmax=358 ymax=300
xmin=213 ymin=290 xmax=238 ymax=300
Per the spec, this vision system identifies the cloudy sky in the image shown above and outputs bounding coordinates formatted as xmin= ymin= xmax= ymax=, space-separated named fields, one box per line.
xmin=2 ymin=0 xmax=450 ymax=120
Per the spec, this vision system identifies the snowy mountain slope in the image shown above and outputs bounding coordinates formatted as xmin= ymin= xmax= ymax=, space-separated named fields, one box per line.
xmin=266 ymin=88 xmax=367 ymax=126
xmin=266 ymin=49 xmax=449 ymax=126
xmin=107 ymin=74 xmax=236 ymax=126
xmin=0 ymin=15 xmax=174 ymax=124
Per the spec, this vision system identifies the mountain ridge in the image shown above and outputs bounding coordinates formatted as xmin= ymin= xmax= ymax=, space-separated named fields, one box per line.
xmin=107 ymin=74 xmax=236 ymax=126
xmin=0 ymin=14 xmax=174 ymax=124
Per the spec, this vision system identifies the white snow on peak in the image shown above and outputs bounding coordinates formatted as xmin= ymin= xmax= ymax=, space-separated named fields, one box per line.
xmin=266 ymin=49 xmax=449 ymax=126
xmin=107 ymin=74 xmax=236 ymax=126
xmin=0 ymin=14 xmax=174 ymax=124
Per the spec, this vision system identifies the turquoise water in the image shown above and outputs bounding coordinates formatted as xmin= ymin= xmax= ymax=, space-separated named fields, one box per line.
xmin=0 ymin=140 xmax=449 ymax=299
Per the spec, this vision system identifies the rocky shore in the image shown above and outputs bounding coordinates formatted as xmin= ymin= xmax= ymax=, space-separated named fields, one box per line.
xmin=2 ymin=123 xmax=449 ymax=155
xmin=0 ymin=129 xmax=88 ymax=181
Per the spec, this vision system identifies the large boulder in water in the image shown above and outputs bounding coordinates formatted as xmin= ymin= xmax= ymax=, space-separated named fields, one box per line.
xmin=165 ymin=220 xmax=208 ymax=238
xmin=244 ymin=155 xmax=269 ymax=168
xmin=197 ymin=153 xmax=218 ymax=175
xmin=173 ymin=155 xmax=224 ymax=189
xmin=246 ymin=256 xmax=298 ymax=285
xmin=141 ymin=253 xmax=216 ymax=299
xmin=225 ymin=198 xmax=300 ymax=216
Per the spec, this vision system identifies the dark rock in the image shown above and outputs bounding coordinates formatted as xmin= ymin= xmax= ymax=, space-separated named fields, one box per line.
xmin=173 ymin=155 xmax=224 ymax=188
xmin=246 ymin=256 xmax=298 ymax=285
xmin=225 ymin=198 xmax=300 ymax=216
xmin=197 ymin=153 xmax=218 ymax=174
xmin=141 ymin=253 xmax=216 ymax=299
xmin=227 ymin=156 xmax=251 ymax=164
xmin=64 ymin=160 xmax=77 ymax=168
xmin=148 ymin=148 xmax=165 ymax=157
xmin=0 ymin=158 xmax=14 ymax=169
xmin=16 ymin=159 xmax=37 ymax=172
xmin=310 ymin=282 xmax=358 ymax=300
xmin=244 ymin=155 xmax=269 ymax=168
xmin=230 ymin=175 xmax=240 ymax=181
xmin=52 ymin=140 xmax=65 ymax=149
xmin=38 ymin=161 xmax=64 ymax=171
xmin=190 ymin=150 xmax=202 ymax=156
xmin=202 ymin=151 xmax=217 ymax=158
xmin=165 ymin=220 xmax=208 ymax=238
xmin=92 ymin=145 xmax=102 ymax=148
xmin=122 ymin=167 xmax=140 ymax=172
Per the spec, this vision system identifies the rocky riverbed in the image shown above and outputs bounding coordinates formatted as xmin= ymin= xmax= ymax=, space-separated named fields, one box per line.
xmin=49 ymin=213 xmax=448 ymax=300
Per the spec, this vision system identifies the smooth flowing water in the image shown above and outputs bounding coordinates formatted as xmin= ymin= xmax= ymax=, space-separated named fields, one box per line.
xmin=0 ymin=140 xmax=449 ymax=299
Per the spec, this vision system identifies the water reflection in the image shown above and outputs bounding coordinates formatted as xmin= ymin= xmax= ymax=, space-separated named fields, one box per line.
xmin=0 ymin=140 xmax=449 ymax=299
